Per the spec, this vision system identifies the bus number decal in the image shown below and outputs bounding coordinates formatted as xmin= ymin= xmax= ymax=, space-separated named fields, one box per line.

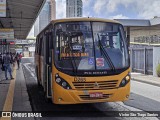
xmin=74 ymin=77 xmax=86 ymax=82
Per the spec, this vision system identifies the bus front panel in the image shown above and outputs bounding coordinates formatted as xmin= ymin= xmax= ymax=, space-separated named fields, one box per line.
xmin=52 ymin=67 xmax=130 ymax=104
xmin=51 ymin=21 xmax=130 ymax=104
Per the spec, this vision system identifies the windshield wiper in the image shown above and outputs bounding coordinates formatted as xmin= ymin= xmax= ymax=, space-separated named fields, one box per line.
xmin=67 ymin=33 xmax=78 ymax=76
xmin=97 ymin=34 xmax=116 ymax=71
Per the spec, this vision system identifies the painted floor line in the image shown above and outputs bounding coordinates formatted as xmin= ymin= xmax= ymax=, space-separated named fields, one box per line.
xmin=0 ymin=68 xmax=16 ymax=120
xmin=23 ymin=63 xmax=37 ymax=81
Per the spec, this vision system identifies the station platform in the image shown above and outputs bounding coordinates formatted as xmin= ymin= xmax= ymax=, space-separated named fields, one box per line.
xmin=0 ymin=64 xmax=33 ymax=120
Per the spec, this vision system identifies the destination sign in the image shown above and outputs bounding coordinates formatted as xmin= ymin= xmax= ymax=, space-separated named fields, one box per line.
xmin=61 ymin=52 xmax=89 ymax=58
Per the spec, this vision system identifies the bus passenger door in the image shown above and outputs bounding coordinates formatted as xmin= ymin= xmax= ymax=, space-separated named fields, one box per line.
xmin=43 ymin=31 xmax=52 ymax=99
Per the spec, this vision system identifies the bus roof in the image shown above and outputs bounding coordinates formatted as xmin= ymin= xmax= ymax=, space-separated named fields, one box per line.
xmin=37 ymin=17 xmax=121 ymax=37
xmin=51 ymin=17 xmax=121 ymax=24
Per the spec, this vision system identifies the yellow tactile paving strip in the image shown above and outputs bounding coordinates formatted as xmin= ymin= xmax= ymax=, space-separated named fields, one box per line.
xmin=0 ymin=67 xmax=16 ymax=120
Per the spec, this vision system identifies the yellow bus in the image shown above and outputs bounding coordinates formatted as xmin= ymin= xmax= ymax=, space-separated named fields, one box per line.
xmin=35 ymin=17 xmax=130 ymax=104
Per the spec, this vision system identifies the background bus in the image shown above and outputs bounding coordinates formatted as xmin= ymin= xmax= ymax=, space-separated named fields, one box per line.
xmin=35 ymin=18 xmax=130 ymax=104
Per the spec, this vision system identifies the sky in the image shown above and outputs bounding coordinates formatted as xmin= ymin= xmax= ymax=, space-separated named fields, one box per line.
xmin=28 ymin=0 xmax=160 ymax=37
xmin=56 ymin=0 xmax=160 ymax=19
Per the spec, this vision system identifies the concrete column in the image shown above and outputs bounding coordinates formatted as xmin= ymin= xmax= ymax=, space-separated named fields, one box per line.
xmin=153 ymin=47 xmax=160 ymax=76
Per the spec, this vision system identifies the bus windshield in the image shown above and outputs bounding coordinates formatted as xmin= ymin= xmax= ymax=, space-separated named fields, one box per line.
xmin=55 ymin=22 xmax=129 ymax=72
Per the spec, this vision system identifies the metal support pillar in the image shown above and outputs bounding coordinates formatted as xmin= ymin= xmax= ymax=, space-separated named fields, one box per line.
xmin=130 ymin=48 xmax=133 ymax=72
xmin=144 ymin=48 xmax=146 ymax=74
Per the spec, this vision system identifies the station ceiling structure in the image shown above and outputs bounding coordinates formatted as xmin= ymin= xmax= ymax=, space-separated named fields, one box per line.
xmin=115 ymin=17 xmax=160 ymax=27
xmin=0 ymin=0 xmax=46 ymax=39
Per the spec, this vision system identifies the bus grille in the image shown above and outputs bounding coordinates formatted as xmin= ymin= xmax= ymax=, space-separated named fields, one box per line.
xmin=79 ymin=94 xmax=112 ymax=100
xmin=72 ymin=80 xmax=118 ymax=90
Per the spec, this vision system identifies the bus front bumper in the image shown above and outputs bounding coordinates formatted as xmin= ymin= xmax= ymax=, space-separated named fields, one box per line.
xmin=53 ymin=81 xmax=130 ymax=104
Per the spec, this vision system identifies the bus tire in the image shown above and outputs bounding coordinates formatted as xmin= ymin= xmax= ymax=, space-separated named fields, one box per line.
xmin=37 ymin=78 xmax=41 ymax=86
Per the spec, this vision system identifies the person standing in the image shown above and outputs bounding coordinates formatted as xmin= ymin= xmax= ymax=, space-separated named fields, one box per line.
xmin=15 ymin=53 xmax=20 ymax=69
xmin=19 ymin=52 xmax=23 ymax=63
xmin=3 ymin=52 xmax=14 ymax=80
xmin=1 ymin=53 xmax=5 ymax=71
xmin=10 ymin=52 xmax=16 ymax=67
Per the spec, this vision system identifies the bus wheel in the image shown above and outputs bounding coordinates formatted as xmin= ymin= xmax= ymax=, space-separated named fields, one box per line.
xmin=37 ymin=76 xmax=41 ymax=86
xmin=37 ymin=79 xmax=41 ymax=86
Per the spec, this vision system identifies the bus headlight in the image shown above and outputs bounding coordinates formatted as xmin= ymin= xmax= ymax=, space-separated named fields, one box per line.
xmin=56 ymin=78 xmax=61 ymax=83
xmin=121 ymin=79 xmax=126 ymax=85
xmin=62 ymin=82 xmax=67 ymax=87
xmin=119 ymin=73 xmax=130 ymax=87
xmin=55 ymin=74 xmax=72 ymax=90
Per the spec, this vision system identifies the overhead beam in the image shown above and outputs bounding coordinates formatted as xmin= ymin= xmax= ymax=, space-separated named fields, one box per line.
xmin=15 ymin=0 xmax=38 ymax=6
xmin=13 ymin=27 xmax=30 ymax=28
xmin=8 ymin=1 xmax=38 ymax=9
xmin=14 ymin=30 xmax=28 ymax=31
xmin=0 ymin=17 xmax=34 ymax=20
xmin=26 ymin=0 xmax=46 ymax=38
xmin=1 ymin=0 xmax=46 ymax=39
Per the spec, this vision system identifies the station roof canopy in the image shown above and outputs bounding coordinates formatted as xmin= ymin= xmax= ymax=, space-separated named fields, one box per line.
xmin=115 ymin=17 xmax=160 ymax=27
xmin=115 ymin=19 xmax=151 ymax=27
xmin=0 ymin=0 xmax=46 ymax=39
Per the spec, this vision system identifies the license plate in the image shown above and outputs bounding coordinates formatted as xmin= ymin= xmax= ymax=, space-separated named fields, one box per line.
xmin=89 ymin=92 xmax=103 ymax=98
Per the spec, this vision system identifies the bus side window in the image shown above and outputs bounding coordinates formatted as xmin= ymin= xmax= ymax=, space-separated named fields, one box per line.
xmin=36 ymin=38 xmax=38 ymax=55
xmin=40 ymin=37 xmax=43 ymax=56
xmin=45 ymin=32 xmax=49 ymax=64
xmin=49 ymin=28 xmax=53 ymax=49
xmin=35 ymin=38 xmax=37 ymax=54
xmin=38 ymin=38 xmax=41 ymax=55
xmin=48 ymin=27 xmax=53 ymax=65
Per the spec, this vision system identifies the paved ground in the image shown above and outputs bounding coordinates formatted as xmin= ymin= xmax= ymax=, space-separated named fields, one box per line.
xmin=0 ymin=58 xmax=160 ymax=120
xmin=131 ymin=73 xmax=160 ymax=87
xmin=131 ymin=80 xmax=160 ymax=103
xmin=0 ymin=67 xmax=10 ymax=112
xmin=21 ymin=58 xmax=160 ymax=120
xmin=0 ymin=63 xmax=34 ymax=120
xmin=12 ymin=66 xmax=32 ymax=112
